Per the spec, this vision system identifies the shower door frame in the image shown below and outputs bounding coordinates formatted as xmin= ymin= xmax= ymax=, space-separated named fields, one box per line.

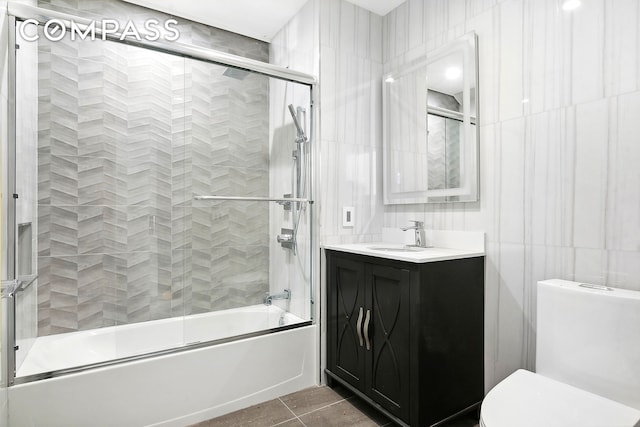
xmin=2 ymin=3 xmax=318 ymax=386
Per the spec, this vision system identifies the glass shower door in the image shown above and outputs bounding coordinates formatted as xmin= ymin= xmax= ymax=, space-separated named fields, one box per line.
xmin=8 ymin=15 xmax=315 ymax=384
xmin=12 ymin=26 xmax=191 ymax=379
xmin=182 ymin=58 xmax=314 ymax=344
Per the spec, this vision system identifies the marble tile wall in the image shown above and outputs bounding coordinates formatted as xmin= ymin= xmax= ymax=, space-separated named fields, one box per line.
xmin=33 ymin=0 xmax=271 ymax=335
xmin=380 ymin=0 xmax=640 ymax=390
xmin=318 ymin=0 xmax=385 ymax=246
xmin=269 ymin=0 xmax=318 ymax=322
xmin=315 ymin=0 xmax=640 ymax=392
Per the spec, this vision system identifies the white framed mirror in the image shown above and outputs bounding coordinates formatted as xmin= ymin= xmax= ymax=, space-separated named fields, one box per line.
xmin=383 ymin=32 xmax=479 ymax=204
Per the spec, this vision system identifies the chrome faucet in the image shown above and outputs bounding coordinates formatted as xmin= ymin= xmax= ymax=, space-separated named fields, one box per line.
xmin=401 ymin=220 xmax=428 ymax=247
xmin=264 ymin=289 xmax=291 ymax=306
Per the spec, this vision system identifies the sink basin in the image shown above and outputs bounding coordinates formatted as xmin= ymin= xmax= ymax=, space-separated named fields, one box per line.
xmin=367 ymin=246 xmax=432 ymax=252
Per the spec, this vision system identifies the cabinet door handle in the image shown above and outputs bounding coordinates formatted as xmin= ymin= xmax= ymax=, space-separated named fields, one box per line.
xmin=356 ymin=307 xmax=364 ymax=347
xmin=364 ymin=309 xmax=371 ymax=351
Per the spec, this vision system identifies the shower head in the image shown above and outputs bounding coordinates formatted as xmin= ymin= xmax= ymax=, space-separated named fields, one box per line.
xmin=288 ymin=104 xmax=306 ymax=141
xmin=223 ymin=67 xmax=250 ymax=80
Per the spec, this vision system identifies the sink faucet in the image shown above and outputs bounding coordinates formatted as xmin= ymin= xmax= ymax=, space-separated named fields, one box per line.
xmin=401 ymin=220 xmax=428 ymax=247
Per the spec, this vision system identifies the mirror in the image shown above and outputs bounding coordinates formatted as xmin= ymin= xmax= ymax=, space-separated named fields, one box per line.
xmin=383 ymin=32 xmax=478 ymax=204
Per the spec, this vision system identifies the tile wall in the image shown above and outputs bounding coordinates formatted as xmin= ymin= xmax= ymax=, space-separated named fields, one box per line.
xmin=33 ymin=0 xmax=271 ymax=335
xmin=316 ymin=0 xmax=640 ymax=391
xmin=269 ymin=0 xmax=318 ymax=321
xmin=318 ymin=0 xmax=384 ymax=245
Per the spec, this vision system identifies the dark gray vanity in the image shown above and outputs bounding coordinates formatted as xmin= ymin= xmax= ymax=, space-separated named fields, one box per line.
xmin=324 ymin=243 xmax=484 ymax=426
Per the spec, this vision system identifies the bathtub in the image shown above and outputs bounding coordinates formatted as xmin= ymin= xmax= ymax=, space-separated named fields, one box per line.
xmin=9 ymin=305 xmax=317 ymax=427
xmin=17 ymin=304 xmax=305 ymax=377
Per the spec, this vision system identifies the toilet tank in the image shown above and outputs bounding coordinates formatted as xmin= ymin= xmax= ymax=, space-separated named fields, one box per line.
xmin=536 ymin=279 xmax=640 ymax=410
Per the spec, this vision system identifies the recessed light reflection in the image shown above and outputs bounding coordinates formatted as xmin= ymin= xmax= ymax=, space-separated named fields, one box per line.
xmin=562 ymin=0 xmax=581 ymax=11
xmin=445 ymin=67 xmax=462 ymax=80
xmin=385 ymin=76 xmax=395 ymax=83
xmin=522 ymin=98 xmax=530 ymax=104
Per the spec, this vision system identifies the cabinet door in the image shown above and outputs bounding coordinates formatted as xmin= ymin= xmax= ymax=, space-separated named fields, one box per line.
xmin=327 ymin=254 xmax=366 ymax=391
xmin=366 ymin=264 xmax=412 ymax=422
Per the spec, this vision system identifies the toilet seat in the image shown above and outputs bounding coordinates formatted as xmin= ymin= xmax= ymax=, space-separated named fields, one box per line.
xmin=480 ymin=369 xmax=640 ymax=427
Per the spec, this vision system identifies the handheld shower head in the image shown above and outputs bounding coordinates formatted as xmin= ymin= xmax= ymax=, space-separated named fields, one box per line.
xmin=288 ymin=104 xmax=306 ymax=141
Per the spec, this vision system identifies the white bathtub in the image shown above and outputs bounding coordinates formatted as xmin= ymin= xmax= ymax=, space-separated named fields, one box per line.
xmin=17 ymin=304 xmax=304 ymax=377
xmin=9 ymin=305 xmax=317 ymax=427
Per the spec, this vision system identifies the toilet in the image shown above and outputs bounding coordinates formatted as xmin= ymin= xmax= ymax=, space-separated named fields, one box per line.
xmin=480 ymin=279 xmax=640 ymax=427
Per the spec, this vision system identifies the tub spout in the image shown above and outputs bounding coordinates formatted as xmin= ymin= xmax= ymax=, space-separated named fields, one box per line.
xmin=264 ymin=289 xmax=290 ymax=306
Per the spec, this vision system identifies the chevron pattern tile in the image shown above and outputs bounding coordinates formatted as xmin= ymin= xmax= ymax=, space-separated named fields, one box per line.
xmin=445 ymin=120 xmax=461 ymax=189
xmin=36 ymin=0 xmax=271 ymax=336
xmin=427 ymin=114 xmax=447 ymax=191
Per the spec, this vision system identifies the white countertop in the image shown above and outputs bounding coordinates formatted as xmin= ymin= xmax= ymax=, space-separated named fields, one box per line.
xmin=323 ymin=242 xmax=484 ymax=263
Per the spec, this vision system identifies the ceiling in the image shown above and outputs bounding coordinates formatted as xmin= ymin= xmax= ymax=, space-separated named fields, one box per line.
xmin=123 ymin=0 xmax=407 ymax=42
xmin=427 ymin=50 xmax=466 ymax=96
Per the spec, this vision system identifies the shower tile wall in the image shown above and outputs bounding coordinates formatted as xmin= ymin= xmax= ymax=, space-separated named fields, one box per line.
xmin=35 ymin=0 xmax=270 ymax=335
xmin=427 ymin=90 xmax=462 ymax=190
xmin=269 ymin=0 xmax=318 ymax=322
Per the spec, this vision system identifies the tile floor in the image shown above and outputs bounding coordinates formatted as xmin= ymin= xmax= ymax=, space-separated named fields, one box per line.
xmin=190 ymin=385 xmax=480 ymax=427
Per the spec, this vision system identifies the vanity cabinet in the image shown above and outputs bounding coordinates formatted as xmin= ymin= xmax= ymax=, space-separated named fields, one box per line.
xmin=325 ymin=250 xmax=484 ymax=427
xmin=327 ymin=256 xmax=412 ymax=421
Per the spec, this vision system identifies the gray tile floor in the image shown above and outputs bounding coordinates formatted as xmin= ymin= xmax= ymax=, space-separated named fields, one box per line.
xmin=190 ymin=385 xmax=480 ymax=427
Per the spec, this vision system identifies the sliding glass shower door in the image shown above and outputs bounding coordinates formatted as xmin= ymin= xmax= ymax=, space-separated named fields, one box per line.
xmin=6 ymin=16 xmax=314 ymax=383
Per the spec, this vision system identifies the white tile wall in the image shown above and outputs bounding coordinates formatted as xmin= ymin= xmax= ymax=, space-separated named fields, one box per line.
xmin=379 ymin=0 xmax=640 ymax=390
xmin=269 ymin=0 xmax=319 ymax=321
xmin=318 ymin=0 xmax=384 ymax=245
xmin=498 ymin=0 xmax=524 ymax=122
xmin=317 ymin=0 xmax=640 ymax=391
xmin=571 ymin=0 xmax=605 ymax=105
xmin=573 ymin=99 xmax=609 ymax=249
xmin=608 ymin=92 xmax=640 ymax=252
xmin=603 ymin=0 xmax=639 ymax=97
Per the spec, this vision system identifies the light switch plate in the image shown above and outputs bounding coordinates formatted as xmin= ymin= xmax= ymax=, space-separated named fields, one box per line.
xmin=342 ymin=207 xmax=354 ymax=227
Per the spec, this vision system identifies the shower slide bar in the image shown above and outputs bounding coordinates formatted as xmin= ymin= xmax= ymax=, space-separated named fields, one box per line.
xmin=194 ymin=195 xmax=312 ymax=204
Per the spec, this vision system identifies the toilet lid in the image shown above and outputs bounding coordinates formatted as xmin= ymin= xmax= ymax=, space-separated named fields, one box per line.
xmin=481 ymin=369 xmax=640 ymax=427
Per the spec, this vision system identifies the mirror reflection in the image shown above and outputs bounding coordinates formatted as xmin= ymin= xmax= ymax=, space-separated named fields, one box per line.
xmin=383 ymin=32 xmax=479 ymax=204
